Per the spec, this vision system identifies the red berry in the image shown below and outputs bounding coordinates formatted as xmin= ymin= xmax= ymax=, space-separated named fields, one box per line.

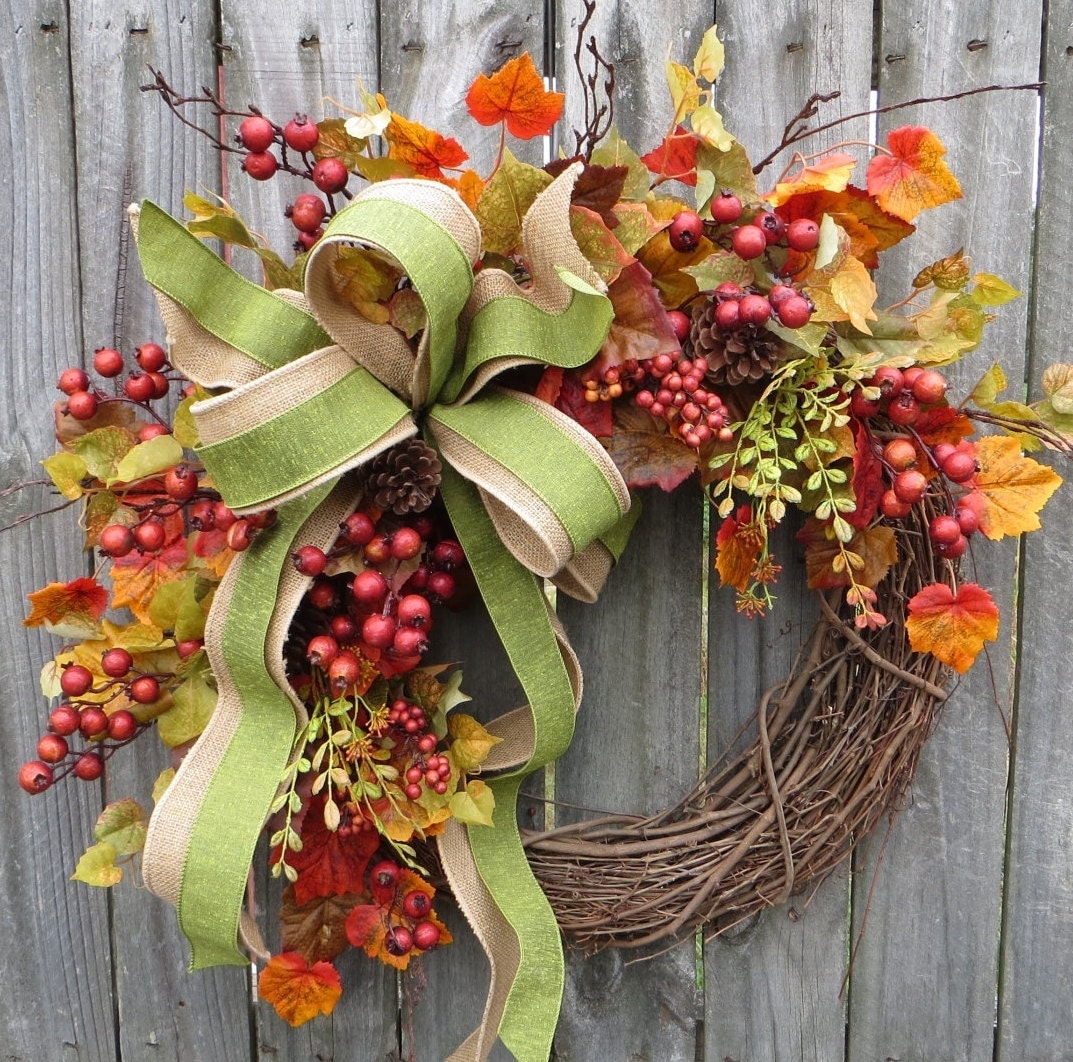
xmin=392 ymin=626 xmax=428 ymax=656
xmin=329 ymin=614 xmax=356 ymax=642
xmin=307 ymin=578 xmax=339 ymax=611
xmin=886 ymin=392 xmax=921 ymax=427
xmin=879 ymin=489 xmax=912 ymax=519
xmin=130 ymin=676 xmax=161 ymax=704
xmin=869 ymin=366 xmax=905 ymax=399
xmin=668 ymin=210 xmax=704 ymax=252
xmin=283 ymin=115 xmax=320 ymax=153
xmin=402 ymin=891 xmax=432 ymax=919
xmin=731 ymin=225 xmax=767 ymax=260
xmin=135 ymin=342 xmax=168 ymax=372
xmin=73 ymin=752 xmax=104 ymax=781
xmin=956 ymin=503 xmax=981 ymax=536
xmin=397 ymin=594 xmax=432 ymax=628
xmin=902 ymin=366 xmax=924 ymax=389
xmin=176 ymin=639 xmax=204 ymax=659
xmin=786 ymin=217 xmax=820 ymax=251
xmin=351 ymin=569 xmax=389 ymax=608
xmin=427 ymin=570 xmax=456 ymax=602
xmin=58 ymin=367 xmax=90 ymax=394
xmin=243 ymin=151 xmax=279 ymax=181
xmin=413 ymin=921 xmax=441 ymax=950
xmin=101 ymin=647 xmax=133 ymax=678
xmin=714 ymin=299 xmax=742 ymax=331
xmin=390 ymin=527 xmax=423 ymax=561
xmin=942 ymin=450 xmax=978 ymax=484
xmin=124 ymin=372 xmax=155 ymax=402
xmin=139 ymin=423 xmax=170 ymax=442
xmin=370 ymin=860 xmax=399 ymax=888
xmin=225 ymin=519 xmax=255 ymax=552
xmin=666 ymin=310 xmax=691 ymax=342
xmin=292 ymin=544 xmax=328 ymax=577
xmin=417 ymin=733 xmax=437 ymax=753
xmin=936 ymin=534 xmax=969 ymax=559
xmin=405 ymin=782 xmax=423 ymax=800
xmin=296 ymin=229 xmax=323 ymax=252
xmin=739 ymin=294 xmax=772 ymax=326
xmin=19 ymin=760 xmax=54 ymax=794
xmin=754 ymin=211 xmax=786 ymax=245
xmin=79 ymin=706 xmax=109 ymax=738
xmin=362 ymin=613 xmax=397 ymax=649
xmin=328 ymin=651 xmax=360 ymax=691
xmin=709 ymin=191 xmax=743 ymax=224
xmin=893 ymin=469 xmax=927 ymax=505
xmin=363 ymin=533 xmax=392 ymax=565
xmin=164 ymin=465 xmax=198 ymax=502
xmin=775 ymin=295 xmax=812 ymax=328
xmin=49 ymin=704 xmax=81 ymax=736
xmin=107 ymin=710 xmax=138 ymax=741
xmin=133 ymin=519 xmax=167 ymax=552
xmin=339 ymin=512 xmax=376 ymax=546
xmin=911 ymin=368 xmax=948 ymax=405
xmin=66 ymin=391 xmax=98 ymax=420
xmin=148 ymin=371 xmax=170 ymax=399
xmin=306 ymin=635 xmax=339 ymax=668
xmin=288 ymin=192 xmax=327 ymax=234
xmin=929 ymin=514 xmax=962 ymax=546
xmin=883 ymin=438 xmax=918 ymax=472
xmin=312 ymin=157 xmax=349 ymax=194
xmin=94 ymin=347 xmax=125 ymax=377
xmin=238 ymin=115 xmax=275 ymax=152
xmin=385 ymin=926 xmax=414 ymax=956
xmin=850 ymin=390 xmax=881 ymax=419
xmin=37 ymin=734 xmax=69 ymax=763
xmin=98 ymin=524 xmax=135 ymax=557
xmin=60 ymin=665 xmax=94 ymax=698
xmin=212 ymin=502 xmax=237 ymax=531
xmin=431 ymin=540 xmax=465 ymax=569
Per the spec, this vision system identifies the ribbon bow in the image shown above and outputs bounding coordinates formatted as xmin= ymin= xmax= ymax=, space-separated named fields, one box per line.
xmin=134 ymin=164 xmax=635 ymax=1061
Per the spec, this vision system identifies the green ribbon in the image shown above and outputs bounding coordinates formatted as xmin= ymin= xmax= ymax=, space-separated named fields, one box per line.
xmin=135 ymin=172 xmax=630 ymax=1059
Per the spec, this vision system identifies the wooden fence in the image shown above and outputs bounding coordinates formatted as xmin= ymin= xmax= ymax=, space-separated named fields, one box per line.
xmin=1 ymin=0 xmax=1070 ymax=1058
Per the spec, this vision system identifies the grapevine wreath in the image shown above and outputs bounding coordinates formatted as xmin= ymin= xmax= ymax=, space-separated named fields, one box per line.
xmin=11 ymin=11 xmax=1072 ymax=1061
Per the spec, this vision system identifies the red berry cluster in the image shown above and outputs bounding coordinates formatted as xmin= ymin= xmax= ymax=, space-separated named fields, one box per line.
xmin=18 ymin=656 xmax=157 ymax=795
xmin=709 ymin=280 xmax=814 ymax=333
xmin=367 ymin=860 xmax=442 ymax=956
xmin=632 ymin=353 xmax=733 ymax=449
xmin=57 ymin=342 xmax=175 ymax=425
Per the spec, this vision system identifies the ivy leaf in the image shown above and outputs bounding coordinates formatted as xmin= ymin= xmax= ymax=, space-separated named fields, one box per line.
xmin=385 ymin=112 xmax=468 ymax=179
xmin=68 ymin=426 xmax=137 ymax=482
xmin=25 ymin=576 xmax=108 ymax=637
xmin=475 ymin=148 xmax=553 ymax=256
xmin=71 ymin=841 xmax=123 ymax=887
xmin=447 ymin=714 xmax=503 ymax=771
xmin=84 ymin=491 xmax=120 ymax=550
xmin=866 ymin=126 xmax=963 ymax=222
xmin=148 ymin=575 xmax=211 ymax=643
xmin=289 ymin=796 xmax=381 ymax=906
xmin=110 ymin=536 xmax=189 ymax=624
xmin=94 ymin=798 xmax=148 ymax=856
xmin=545 ymin=159 xmax=627 ymax=230
xmin=640 ymin=125 xmax=698 ymax=186
xmin=906 ymin=581 xmax=999 ymax=674
xmin=600 ymin=261 xmax=682 ymax=367
xmin=465 ymin=52 xmax=564 ymax=140
xmin=683 ymin=249 xmax=754 ymax=291
xmin=184 ymin=190 xmax=259 ymax=249
xmin=568 ymin=205 xmax=634 ymax=283
xmin=42 ymin=452 xmax=88 ymax=500
xmin=279 ymin=886 xmax=360 ymax=964
xmin=666 ymin=61 xmax=702 ymax=124
xmin=972 ymin=435 xmax=1062 ymax=540
xmin=449 ymin=779 xmax=496 ymax=827
xmin=258 ymin=952 xmax=343 ymax=1027
xmin=591 ymin=128 xmax=650 ymax=202
xmin=695 ymin=141 xmax=757 ymax=211
xmin=157 ymin=652 xmax=216 ymax=747
xmin=609 ymin=203 xmax=663 ymax=255
xmin=971 ymin=272 xmax=1020 ymax=307
xmin=691 ymin=104 xmax=734 ymax=151
xmin=110 ymin=434 xmax=184 ymax=487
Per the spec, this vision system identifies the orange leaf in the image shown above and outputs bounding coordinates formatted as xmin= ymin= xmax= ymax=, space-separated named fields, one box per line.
xmin=866 ymin=126 xmax=962 ymax=223
xmin=972 ymin=434 xmax=1062 ymax=540
xmin=25 ymin=577 xmax=108 ymax=629
xmin=906 ymin=581 xmax=999 ymax=674
xmin=258 ymin=952 xmax=342 ymax=1027
xmin=714 ymin=506 xmax=764 ymax=592
xmin=110 ymin=538 xmax=189 ymax=624
xmin=465 ymin=52 xmax=564 ymax=140
xmin=768 ymin=152 xmax=858 ymax=205
xmin=639 ymin=126 xmax=698 ymax=186
xmin=385 ymin=113 xmax=468 ymax=179
xmin=801 ymin=522 xmax=898 ymax=592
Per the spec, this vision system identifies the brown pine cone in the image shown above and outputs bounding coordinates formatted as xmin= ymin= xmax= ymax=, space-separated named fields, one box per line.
xmin=364 ymin=438 xmax=442 ymax=514
xmin=687 ymin=298 xmax=786 ymax=386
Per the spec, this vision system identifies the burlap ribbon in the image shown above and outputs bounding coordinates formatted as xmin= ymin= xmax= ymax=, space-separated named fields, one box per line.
xmin=132 ymin=165 xmax=636 ymax=1061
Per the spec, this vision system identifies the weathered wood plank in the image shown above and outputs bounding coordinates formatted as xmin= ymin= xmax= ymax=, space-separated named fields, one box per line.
xmin=995 ymin=3 xmax=1073 ymax=1055
xmin=849 ymin=4 xmax=1041 ymax=1059
xmin=63 ymin=4 xmax=257 ymax=1058
xmin=703 ymin=4 xmax=874 ymax=1057
xmin=0 ymin=5 xmax=117 ymax=1060
xmin=547 ymin=5 xmax=707 ymax=1058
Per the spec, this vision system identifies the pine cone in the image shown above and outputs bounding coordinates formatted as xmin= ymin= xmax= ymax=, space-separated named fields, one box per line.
xmin=687 ymin=299 xmax=786 ymax=387
xmin=364 ymin=439 xmax=442 ymax=514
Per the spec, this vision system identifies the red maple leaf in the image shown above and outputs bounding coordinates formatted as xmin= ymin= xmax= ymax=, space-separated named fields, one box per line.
xmin=848 ymin=423 xmax=884 ymax=529
xmin=385 ymin=113 xmax=468 ymax=179
xmin=640 ymin=126 xmax=698 ymax=186
xmin=25 ymin=576 xmax=108 ymax=629
xmin=289 ymin=796 xmax=381 ymax=906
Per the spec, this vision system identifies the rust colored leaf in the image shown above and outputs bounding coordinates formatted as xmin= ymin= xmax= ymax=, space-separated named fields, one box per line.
xmin=553 ymin=368 xmax=613 ymax=438
xmin=547 ymin=158 xmax=628 ymax=229
xmin=640 ymin=126 xmax=699 ymax=186
xmin=535 ymin=365 xmax=564 ymax=406
xmin=906 ymin=581 xmax=999 ymax=674
xmin=801 ymin=521 xmax=897 ymax=592
xmin=972 ymin=434 xmax=1062 ymax=540
xmin=279 ymin=886 xmax=360 ymax=964
xmin=465 ymin=52 xmax=564 ymax=140
xmin=600 ymin=260 xmax=682 ymax=367
xmin=714 ymin=506 xmax=764 ymax=592
xmin=605 ymin=420 xmax=699 ymax=492
xmin=25 ymin=576 xmax=108 ymax=630
xmin=258 ymin=952 xmax=343 ymax=1027
xmin=848 ymin=423 xmax=885 ymax=528
xmin=191 ymin=527 xmax=237 ymax=580
xmin=110 ymin=537 xmax=189 ymax=625
xmin=385 ymin=112 xmax=468 ymax=179
xmin=866 ymin=126 xmax=963 ymax=223
xmin=568 ymin=205 xmax=634 ymax=283
xmin=290 ymin=795 xmax=381 ymax=906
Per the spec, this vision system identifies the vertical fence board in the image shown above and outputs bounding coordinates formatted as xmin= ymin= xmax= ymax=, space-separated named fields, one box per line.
xmin=997 ymin=2 xmax=1073 ymax=1056
xmin=0 ymin=4 xmax=117 ymax=1060
xmin=703 ymin=3 xmax=873 ymax=1057
xmin=549 ymin=4 xmax=709 ymax=1059
xmin=849 ymin=3 xmax=1041 ymax=1059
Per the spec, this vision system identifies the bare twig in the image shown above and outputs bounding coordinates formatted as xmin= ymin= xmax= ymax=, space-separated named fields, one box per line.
xmin=569 ymin=0 xmax=616 ymax=159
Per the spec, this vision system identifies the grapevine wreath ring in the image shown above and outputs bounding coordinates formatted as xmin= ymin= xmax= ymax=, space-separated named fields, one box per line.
xmin=14 ymin=5 xmax=1072 ymax=1057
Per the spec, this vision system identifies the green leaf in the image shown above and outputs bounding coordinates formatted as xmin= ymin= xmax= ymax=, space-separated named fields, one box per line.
xmin=591 ymin=127 xmax=650 ymax=202
xmin=695 ymin=140 xmax=756 ymax=212
xmin=447 ymin=713 xmax=502 ymax=771
xmin=682 ymin=250 xmax=753 ymax=291
xmin=184 ymin=191 xmax=260 ymax=249
xmin=42 ymin=452 xmax=88 ymax=499
xmin=69 ymin=426 xmax=137 ymax=481
xmin=71 ymin=841 xmax=123 ymax=887
xmin=475 ymin=148 xmax=553 ymax=255
xmin=110 ymin=434 xmax=184 ymax=486
xmin=692 ymin=24 xmax=725 ymax=81
xmin=971 ymin=272 xmax=1020 ymax=307
xmin=172 ymin=395 xmax=201 ymax=448
xmin=94 ymin=798 xmax=148 ymax=856
xmin=157 ymin=654 xmax=216 ymax=747
xmin=966 ymin=363 xmax=1007 ymax=409
xmin=152 ymin=767 xmax=175 ymax=804
xmin=449 ymin=779 xmax=496 ymax=827
xmin=148 ymin=576 xmax=210 ymax=642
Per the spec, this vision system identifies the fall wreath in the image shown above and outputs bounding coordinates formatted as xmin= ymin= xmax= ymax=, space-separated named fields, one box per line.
xmin=11 ymin=11 xmax=1069 ymax=1061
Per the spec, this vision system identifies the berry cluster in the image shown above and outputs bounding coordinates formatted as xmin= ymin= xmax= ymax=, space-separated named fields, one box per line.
xmin=632 ymin=353 xmax=733 ymax=449
xmin=19 ymin=656 xmax=157 ymax=794
xmin=368 ymin=860 xmax=443 ymax=956
xmin=57 ymin=342 xmax=175 ymax=425
xmin=707 ymin=280 xmax=813 ymax=333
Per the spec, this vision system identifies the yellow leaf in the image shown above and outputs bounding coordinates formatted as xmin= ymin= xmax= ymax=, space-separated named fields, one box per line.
xmin=71 ymin=841 xmax=122 ymax=887
xmin=866 ymin=126 xmax=963 ymax=223
xmin=692 ymin=25 xmax=725 ymax=82
xmin=447 ymin=714 xmax=503 ymax=771
xmin=829 ymin=255 xmax=878 ymax=334
xmin=973 ymin=435 xmax=1062 ymax=540
xmin=691 ymin=103 xmax=734 ymax=151
xmin=666 ymin=61 xmax=701 ymax=124
xmin=768 ymin=153 xmax=858 ymax=205
xmin=258 ymin=952 xmax=343 ymax=1027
